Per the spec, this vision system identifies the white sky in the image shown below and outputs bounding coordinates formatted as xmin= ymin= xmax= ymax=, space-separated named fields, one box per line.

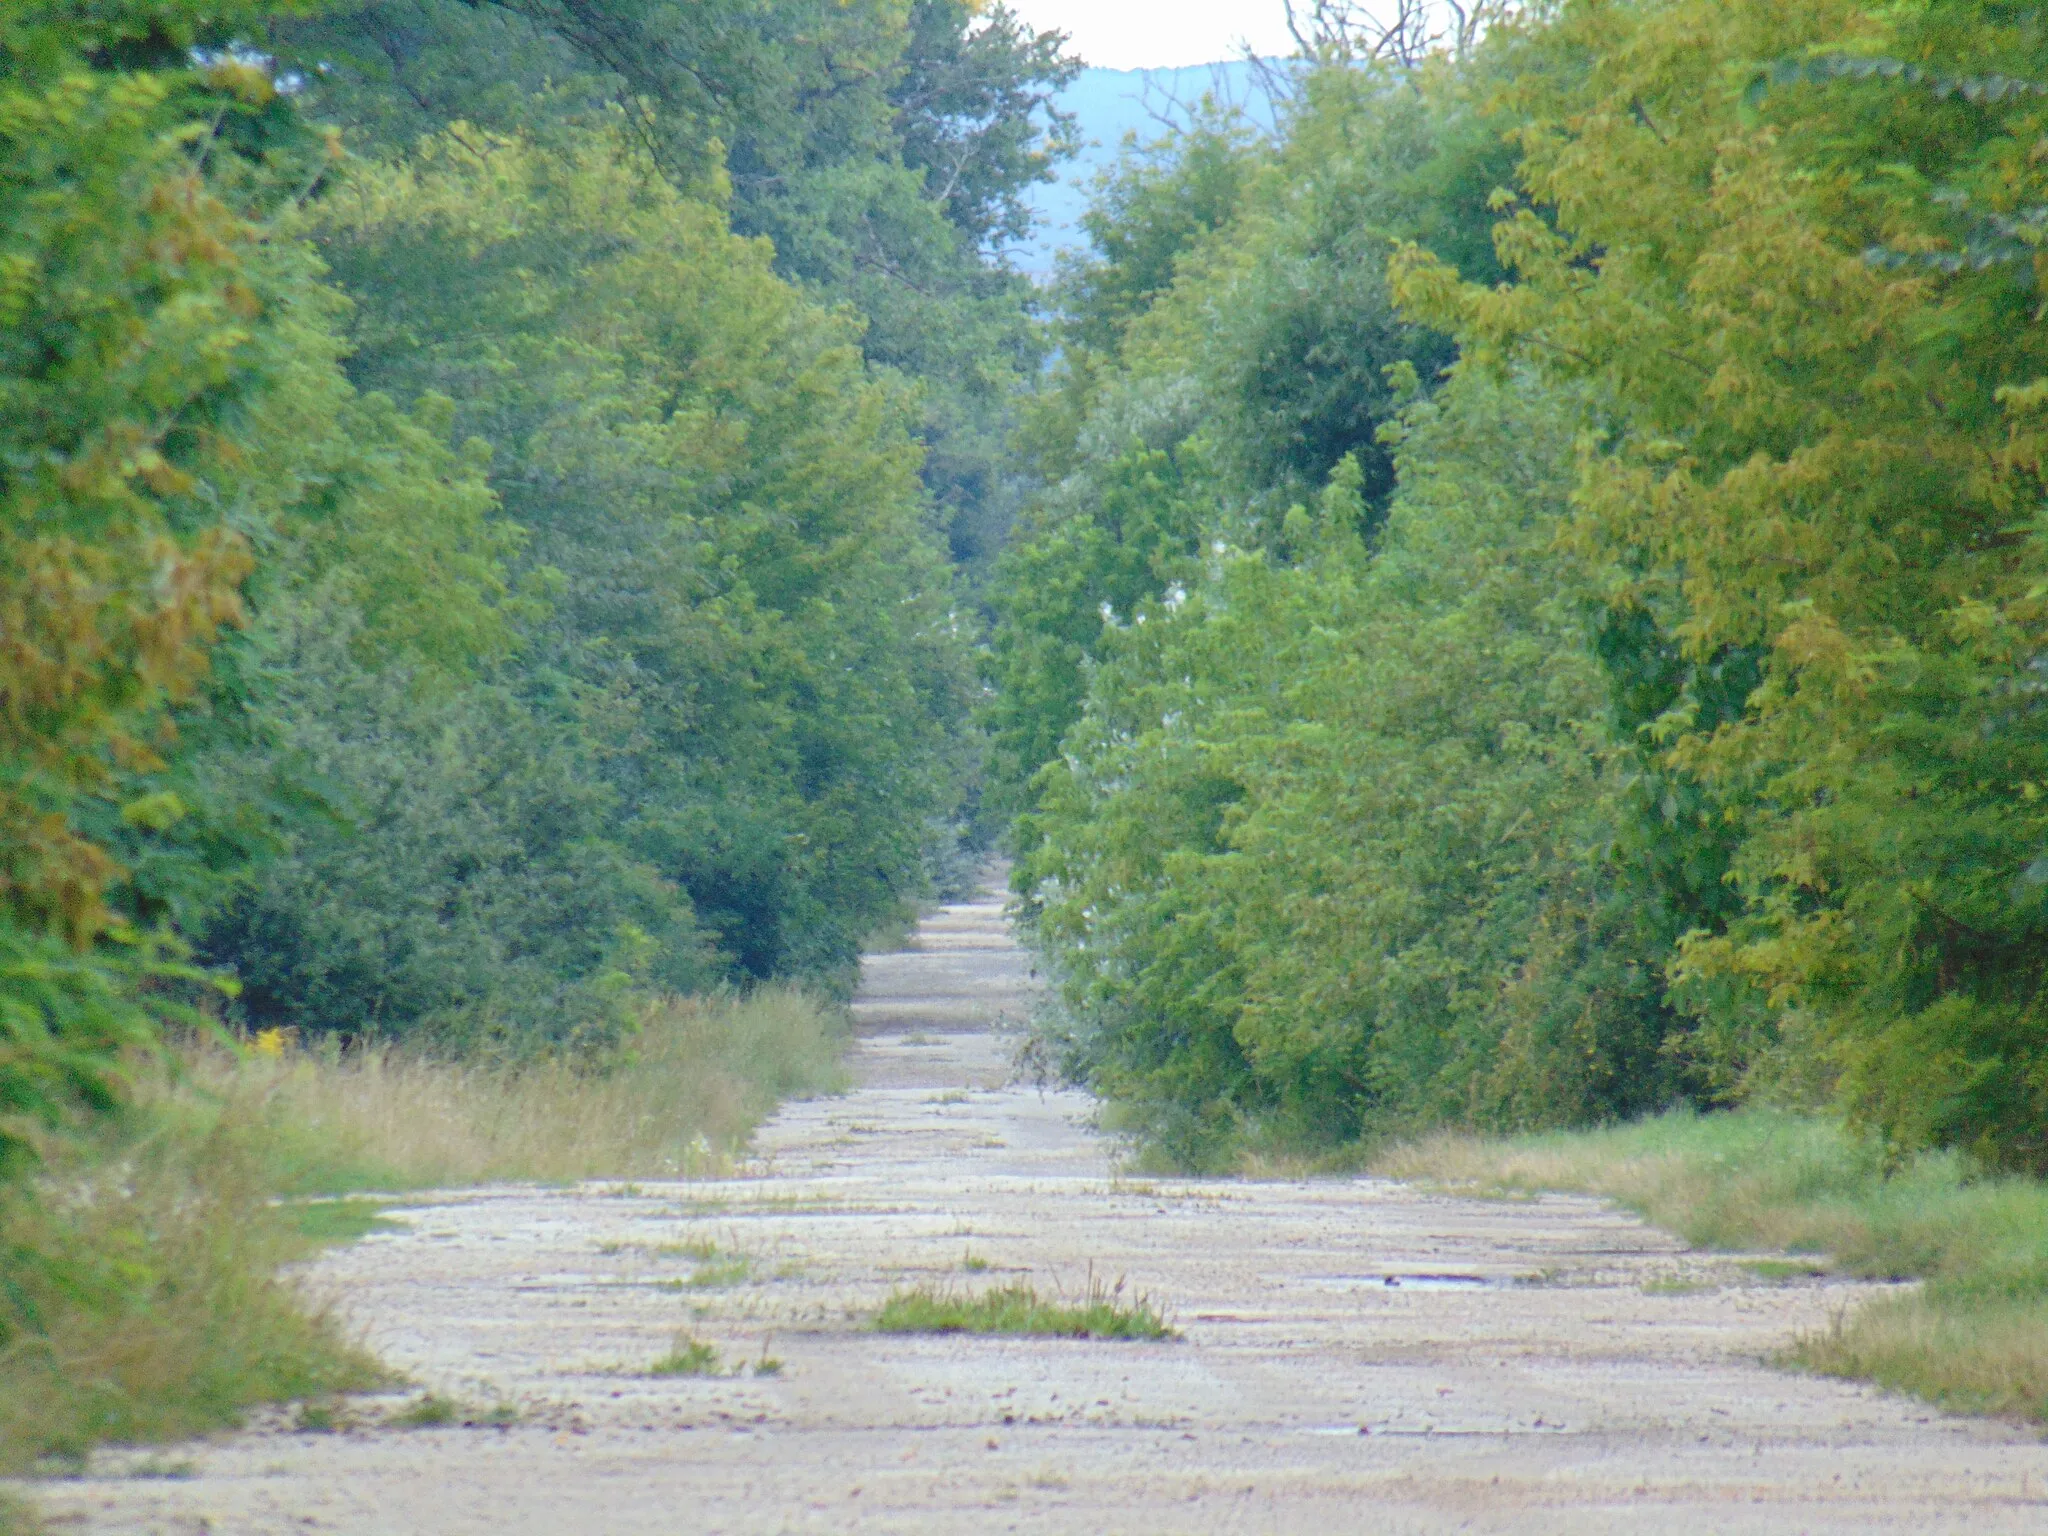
xmin=1005 ymin=0 xmax=1299 ymax=70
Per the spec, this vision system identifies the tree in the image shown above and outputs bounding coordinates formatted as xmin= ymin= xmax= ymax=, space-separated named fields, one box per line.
xmin=312 ymin=123 xmax=975 ymax=984
xmin=0 ymin=2 xmax=335 ymax=1162
xmin=1394 ymin=0 xmax=2048 ymax=1169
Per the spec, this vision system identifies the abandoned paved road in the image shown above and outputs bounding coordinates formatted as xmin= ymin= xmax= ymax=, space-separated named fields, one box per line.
xmin=37 ymin=872 xmax=2048 ymax=1533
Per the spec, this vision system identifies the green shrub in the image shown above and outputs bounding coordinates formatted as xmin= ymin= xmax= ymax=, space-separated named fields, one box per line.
xmin=1018 ymin=370 xmax=1680 ymax=1163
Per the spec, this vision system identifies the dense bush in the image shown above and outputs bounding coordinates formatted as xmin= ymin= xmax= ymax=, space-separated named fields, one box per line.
xmin=998 ymin=2 xmax=2048 ymax=1174
xmin=1018 ymin=372 xmax=1678 ymax=1164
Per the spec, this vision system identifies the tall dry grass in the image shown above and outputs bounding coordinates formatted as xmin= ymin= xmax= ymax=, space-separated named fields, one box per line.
xmin=1378 ymin=1109 xmax=2048 ymax=1421
xmin=180 ymin=986 xmax=851 ymax=1191
xmin=0 ymin=987 xmax=850 ymax=1479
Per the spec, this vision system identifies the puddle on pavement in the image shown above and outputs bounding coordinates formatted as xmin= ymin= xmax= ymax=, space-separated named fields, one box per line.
xmin=1300 ymin=1420 xmax=1573 ymax=1437
xmin=1303 ymin=1273 xmax=1500 ymax=1291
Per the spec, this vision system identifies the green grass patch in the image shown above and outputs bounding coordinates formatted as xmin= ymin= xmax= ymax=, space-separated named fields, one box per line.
xmin=386 ymin=1394 xmax=517 ymax=1428
xmin=388 ymin=1393 xmax=459 ymax=1428
xmin=1743 ymin=1258 xmax=1830 ymax=1283
xmin=282 ymin=1199 xmax=405 ymax=1249
xmin=124 ymin=1457 xmax=198 ymax=1479
xmin=1641 ymin=1274 xmax=1715 ymax=1296
xmin=688 ymin=1255 xmax=752 ymax=1289
xmin=1378 ymin=1108 xmax=2048 ymax=1421
xmin=648 ymin=1336 xmax=722 ymax=1376
xmin=873 ymin=1279 xmax=1174 ymax=1340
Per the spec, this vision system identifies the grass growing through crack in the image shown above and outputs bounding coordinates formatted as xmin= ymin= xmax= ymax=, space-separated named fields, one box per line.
xmin=388 ymin=1394 xmax=459 ymax=1427
xmin=648 ymin=1336 xmax=722 ymax=1376
xmin=874 ymin=1278 xmax=1174 ymax=1340
xmin=1377 ymin=1108 xmax=2048 ymax=1422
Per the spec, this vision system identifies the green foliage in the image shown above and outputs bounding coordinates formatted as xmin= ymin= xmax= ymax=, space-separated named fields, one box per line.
xmin=1393 ymin=0 xmax=2048 ymax=1170
xmin=1017 ymin=372 xmax=1677 ymax=1163
xmin=982 ymin=441 xmax=1211 ymax=819
xmin=995 ymin=0 xmax=2048 ymax=1183
xmin=193 ymin=589 xmax=715 ymax=1049
xmin=274 ymin=0 xmax=1080 ymax=574
xmin=307 ymin=124 xmax=971 ymax=990
xmin=0 ymin=4 xmax=328 ymax=1161
xmin=5 ymin=0 xmax=999 ymax=1121
xmin=988 ymin=59 xmax=1508 ymax=824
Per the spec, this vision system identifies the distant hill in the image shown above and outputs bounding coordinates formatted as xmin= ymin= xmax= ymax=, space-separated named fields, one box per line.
xmin=1007 ymin=60 xmax=1282 ymax=279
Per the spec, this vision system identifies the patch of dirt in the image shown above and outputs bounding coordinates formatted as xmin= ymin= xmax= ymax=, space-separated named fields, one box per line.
xmin=30 ymin=877 xmax=2048 ymax=1533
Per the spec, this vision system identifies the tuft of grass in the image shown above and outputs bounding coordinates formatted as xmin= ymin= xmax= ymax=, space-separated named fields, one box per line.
xmin=291 ymin=1401 xmax=348 ymax=1434
xmin=648 ymin=1336 xmax=721 ymax=1377
xmin=124 ymin=1457 xmax=197 ymax=1480
xmin=1378 ymin=1108 xmax=2048 ymax=1422
xmin=386 ymin=1394 xmax=517 ymax=1428
xmin=1642 ymin=1274 xmax=1715 ymax=1296
xmin=961 ymin=1251 xmax=991 ymax=1274
xmin=1743 ymin=1258 xmax=1829 ymax=1283
xmin=688 ymin=1255 xmax=752 ymax=1289
xmin=874 ymin=1278 xmax=1174 ymax=1340
xmin=388 ymin=1394 xmax=459 ymax=1428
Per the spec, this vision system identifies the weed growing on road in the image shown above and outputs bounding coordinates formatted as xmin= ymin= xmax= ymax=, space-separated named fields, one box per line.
xmin=292 ymin=1401 xmax=350 ymax=1434
xmin=125 ymin=1459 xmax=197 ymax=1479
xmin=689 ymin=1255 xmax=753 ymax=1289
xmin=1379 ymin=1109 xmax=2048 ymax=1421
xmin=874 ymin=1278 xmax=1174 ymax=1340
xmin=389 ymin=1395 xmax=459 ymax=1427
xmin=649 ymin=1336 xmax=722 ymax=1376
xmin=387 ymin=1395 xmax=518 ymax=1428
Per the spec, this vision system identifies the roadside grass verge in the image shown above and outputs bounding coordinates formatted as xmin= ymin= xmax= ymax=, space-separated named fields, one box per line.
xmin=1376 ymin=1108 xmax=2048 ymax=1421
xmin=0 ymin=1128 xmax=386 ymax=1476
xmin=874 ymin=1278 xmax=1174 ymax=1340
xmin=0 ymin=987 xmax=849 ymax=1480
xmin=173 ymin=986 xmax=851 ymax=1192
